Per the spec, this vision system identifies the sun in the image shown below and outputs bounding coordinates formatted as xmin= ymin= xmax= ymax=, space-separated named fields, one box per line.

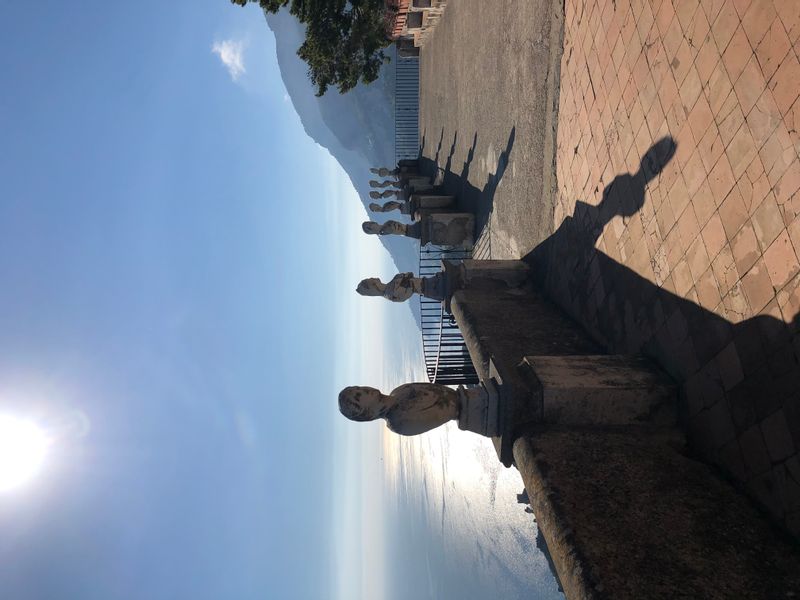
xmin=0 ymin=415 xmax=49 ymax=492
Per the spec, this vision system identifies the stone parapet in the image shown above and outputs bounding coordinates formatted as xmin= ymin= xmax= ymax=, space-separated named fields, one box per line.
xmin=522 ymin=355 xmax=677 ymax=428
xmin=513 ymin=429 xmax=800 ymax=599
xmin=450 ymin=287 xmax=602 ymax=381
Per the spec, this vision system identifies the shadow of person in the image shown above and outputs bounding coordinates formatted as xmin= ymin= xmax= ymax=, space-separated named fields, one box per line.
xmin=523 ymin=137 xmax=800 ymax=511
xmin=554 ymin=136 xmax=677 ymax=249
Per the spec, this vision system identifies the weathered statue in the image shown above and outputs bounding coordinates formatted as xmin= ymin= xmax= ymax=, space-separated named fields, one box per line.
xmin=369 ymin=200 xmax=401 ymax=213
xmin=370 ymin=167 xmax=398 ymax=178
xmin=339 ymin=381 xmax=499 ymax=437
xmin=356 ymin=272 xmax=445 ymax=302
xmin=369 ymin=179 xmax=402 ymax=189
xmin=369 ymin=189 xmax=404 ymax=200
xmin=338 ymin=384 xmax=461 ymax=435
xmin=369 ymin=193 xmax=457 ymax=222
xmin=369 ymin=200 xmax=411 ymax=215
xmin=362 ymin=220 xmax=421 ymax=239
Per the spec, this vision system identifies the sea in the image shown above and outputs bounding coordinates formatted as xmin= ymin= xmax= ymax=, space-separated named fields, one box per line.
xmin=383 ymin=421 xmax=564 ymax=599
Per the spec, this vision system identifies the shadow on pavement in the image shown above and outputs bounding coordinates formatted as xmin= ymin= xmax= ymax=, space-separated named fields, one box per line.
xmin=521 ymin=136 xmax=799 ymax=528
xmin=441 ymin=131 xmax=459 ymax=180
xmin=419 ymin=127 xmax=516 ymax=239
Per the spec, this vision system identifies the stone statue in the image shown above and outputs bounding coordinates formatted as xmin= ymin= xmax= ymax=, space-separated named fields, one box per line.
xmin=369 ymin=189 xmax=403 ymax=199
xmin=369 ymin=199 xmax=415 ymax=215
xmin=369 ymin=179 xmax=402 ymax=189
xmin=369 ymin=200 xmax=404 ymax=213
xmin=362 ymin=220 xmax=421 ymax=239
xmin=370 ymin=167 xmax=399 ymax=178
xmin=356 ymin=272 xmax=445 ymax=302
xmin=339 ymin=384 xmax=458 ymax=435
xmin=339 ymin=379 xmax=500 ymax=437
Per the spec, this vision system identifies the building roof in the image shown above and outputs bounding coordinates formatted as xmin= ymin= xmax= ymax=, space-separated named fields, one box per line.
xmin=385 ymin=0 xmax=411 ymax=40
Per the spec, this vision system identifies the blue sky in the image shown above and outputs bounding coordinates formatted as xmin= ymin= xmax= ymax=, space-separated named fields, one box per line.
xmin=0 ymin=4 xmax=565 ymax=600
xmin=0 ymin=2 xmax=422 ymax=598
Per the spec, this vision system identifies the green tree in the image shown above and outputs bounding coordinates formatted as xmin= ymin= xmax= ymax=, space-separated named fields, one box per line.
xmin=231 ymin=0 xmax=393 ymax=96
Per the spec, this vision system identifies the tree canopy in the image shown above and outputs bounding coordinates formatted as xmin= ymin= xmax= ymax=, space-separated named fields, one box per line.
xmin=231 ymin=0 xmax=393 ymax=96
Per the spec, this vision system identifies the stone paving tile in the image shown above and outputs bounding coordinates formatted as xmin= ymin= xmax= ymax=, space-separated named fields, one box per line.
xmin=549 ymin=0 xmax=800 ymax=537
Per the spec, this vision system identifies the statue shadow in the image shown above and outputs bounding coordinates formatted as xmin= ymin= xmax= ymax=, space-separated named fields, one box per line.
xmin=431 ymin=127 xmax=445 ymax=169
xmin=522 ymin=136 xmax=800 ymax=500
xmin=419 ymin=127 xmax=516 ymax=239
xmin=441 ymin=131 xmax=459 ymax=180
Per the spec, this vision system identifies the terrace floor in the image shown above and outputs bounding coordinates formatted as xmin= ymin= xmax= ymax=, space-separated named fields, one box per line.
xmin=419 ymin=0 xmax=800 ymax=536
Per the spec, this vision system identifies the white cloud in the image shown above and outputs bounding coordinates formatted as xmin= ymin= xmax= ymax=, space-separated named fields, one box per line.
xmin=212 ymin=39 xmax=246 ymax=81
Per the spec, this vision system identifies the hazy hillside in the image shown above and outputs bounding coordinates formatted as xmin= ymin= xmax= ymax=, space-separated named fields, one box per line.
xmin=263 ymin=8 xmax=419 ymax=276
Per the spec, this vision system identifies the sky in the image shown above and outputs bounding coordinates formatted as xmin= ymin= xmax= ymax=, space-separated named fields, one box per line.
xmin=0 ymin=2 xmax=421 ymax=598
xmin=0 ymin=4 xmax=565 ymax=600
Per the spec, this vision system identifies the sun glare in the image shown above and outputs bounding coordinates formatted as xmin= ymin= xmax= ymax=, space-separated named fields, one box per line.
xmin=0 ymin=415 xmax=49 ymax=492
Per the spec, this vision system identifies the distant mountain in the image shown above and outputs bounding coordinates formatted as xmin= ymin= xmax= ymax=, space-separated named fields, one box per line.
xmin=263 ymin=8 xmax=419 ymax=276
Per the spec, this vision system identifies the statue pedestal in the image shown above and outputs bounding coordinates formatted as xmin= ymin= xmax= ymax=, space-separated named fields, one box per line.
xmin=411 ymin=194 xmax=456 ymax=221
xmin=521 ymin=355 xmax=677 ymax=427
xmin=412 ymin=195 xmax=457 ymax=222
xmin=397 ymin=165 xmax=419 ymax=177
xmin=404 ymin=176 xmax=432 ymax=189
xmin=457 ymin=259 xmax=530 ymax=288
xmin=398 ymin=158 xmax=419 ymax=169
xmin=449 ymin=281 xmax=677 ymax=465
xmin=485 ymin=354 xmax=676 ymax=465
xmin=440 ymin=259 xmax=530 ymax=312
xmin=407 ymin=182 xmax=435 ymax=193
xmin=420 ymin=212 xmax=475 ymax=249
xmin=412 ymin=194 xmax=455 ymax=210
xmin=457 ymin=379 xmax=501 ymax=437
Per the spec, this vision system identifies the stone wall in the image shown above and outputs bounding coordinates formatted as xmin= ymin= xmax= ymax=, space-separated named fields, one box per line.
xmin=514 ymin=429 xmax=800 ymax=599
xmin=450 ymin=276 xmax=800 ymax=597
xmin=450 ymin=288 xmax=602 ymax=381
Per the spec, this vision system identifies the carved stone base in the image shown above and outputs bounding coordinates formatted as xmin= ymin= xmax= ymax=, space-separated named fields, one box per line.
xmin=407 ymin=181 xmax=435 ymax=193
xmin=521 ymin=355 xmax=677 ymax=427
xmin=404 ymin=176 xmax=432 ymax=189
xmin=413 ymin=193 xmax=454 ymax=208
xmin=412 ymin=195 xmax=457 ymax=222
xmin=458 ymin=259 xmax=530 ymax=289
xmin=421 ymin=212 xmax=475 ymax=249
xmin=457 ymin=379 xmax=501 ymax=437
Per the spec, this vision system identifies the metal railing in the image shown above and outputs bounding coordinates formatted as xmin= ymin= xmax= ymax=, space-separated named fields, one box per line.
xmin=419 ymin=247 xmax=479 ymax=384
xmin=395 ymin=57 xmax=419 ymax=163
xmin=393 ymin=54 xmax=475 ymax=383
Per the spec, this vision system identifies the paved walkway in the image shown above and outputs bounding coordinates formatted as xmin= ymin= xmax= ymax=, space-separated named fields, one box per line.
xmin=420 ymin=0 xmax=800 ymax=536
xmin=549 ymin=0 xmax=800 ymax=537
xmin=418 ymin=0 xmax=564 ymax=259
